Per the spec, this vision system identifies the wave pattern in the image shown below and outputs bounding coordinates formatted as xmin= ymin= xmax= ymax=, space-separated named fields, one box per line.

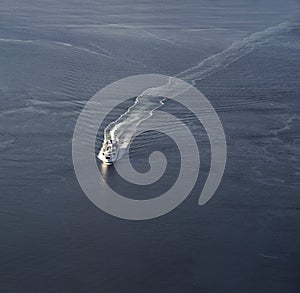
xmin=104 ymin=22 xmax=292 ymax=147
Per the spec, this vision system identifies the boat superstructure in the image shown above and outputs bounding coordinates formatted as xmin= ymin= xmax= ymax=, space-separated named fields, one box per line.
xmin=97 ymin=140 xmax=119 ymax=165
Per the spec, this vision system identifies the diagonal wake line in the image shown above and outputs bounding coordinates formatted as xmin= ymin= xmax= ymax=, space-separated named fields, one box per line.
xmin=175 ymin=22 xmax=291 ymax=83
xmin=104 ymin=22 xmax=292 ymax=145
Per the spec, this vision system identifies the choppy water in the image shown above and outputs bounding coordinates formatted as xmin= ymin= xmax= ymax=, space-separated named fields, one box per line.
xmin=104 ymin=21 xmax=294 ymax=150
xmin=0 ymin=0 xmax=299 ymax=292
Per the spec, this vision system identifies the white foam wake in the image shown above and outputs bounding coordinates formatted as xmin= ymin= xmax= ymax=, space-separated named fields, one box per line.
xmin=104 ymin=22 xmax=292 ymax=147
xmin=176 ymin=22 xmax=291 ymax=82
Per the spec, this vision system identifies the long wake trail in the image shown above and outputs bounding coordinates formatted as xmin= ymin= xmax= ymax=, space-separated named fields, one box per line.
xmin=104 ymin=22 xmax=292 ymax=147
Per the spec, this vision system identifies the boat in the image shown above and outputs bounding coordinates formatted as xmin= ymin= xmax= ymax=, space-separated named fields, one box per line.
xmin=97 ymin=139 xmax=119 ymax=165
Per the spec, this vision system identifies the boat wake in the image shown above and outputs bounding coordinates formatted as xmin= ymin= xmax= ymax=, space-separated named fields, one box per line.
xmin=104 ymin=95 xmax=165 ymax=147
xmin=104 ymin=22 xmax=292 ymax=152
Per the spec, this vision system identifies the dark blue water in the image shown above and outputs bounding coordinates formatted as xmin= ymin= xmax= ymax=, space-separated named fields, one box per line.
xmin=0 ymin=0 xmax=299 ymax=292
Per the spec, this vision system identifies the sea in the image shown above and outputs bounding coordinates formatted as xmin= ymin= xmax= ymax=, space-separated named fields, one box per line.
xmin=0 ymin=0 xmax=299 ymax=292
